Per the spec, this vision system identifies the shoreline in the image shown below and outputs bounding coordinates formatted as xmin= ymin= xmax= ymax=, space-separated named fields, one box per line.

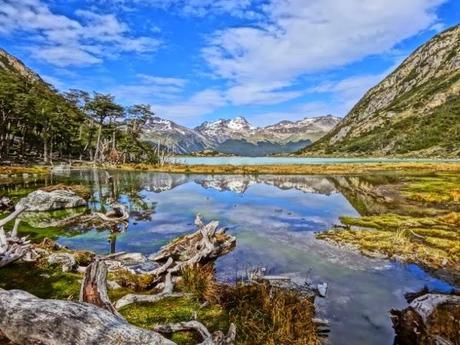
xmin=2 ymin=161 xmax=460 ymax=177
xmin=97 ymin=162 xmax=460 ymax=176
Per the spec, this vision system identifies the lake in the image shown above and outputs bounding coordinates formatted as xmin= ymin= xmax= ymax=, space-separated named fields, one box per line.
xmin=170 ymin=156 xmax=460 ymax=165
xmin=2 ymin=169 xmax=456 ymax=345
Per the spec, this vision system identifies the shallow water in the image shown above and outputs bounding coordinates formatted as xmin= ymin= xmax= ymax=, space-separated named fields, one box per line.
xmin=2 ymin=170 xmax=456 ymax=345
xmin=170 ymin=156 xmax=460 ymax=165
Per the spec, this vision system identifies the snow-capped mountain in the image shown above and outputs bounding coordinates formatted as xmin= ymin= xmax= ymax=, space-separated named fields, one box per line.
xmin=254 ymin=115 xmax=341 ymax=144
xmin=141 ymin=117 xmax=211 ymax=154
xmin=140 ymin=115 xmax=341 ymax=155
xmin=194 ymin=116 xmax=256 ymax=144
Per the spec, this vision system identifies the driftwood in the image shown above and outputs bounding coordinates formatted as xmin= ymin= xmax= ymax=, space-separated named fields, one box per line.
xmin=114 ymin=271 xmax=189 ymax=310
xmin=112 ymin=215 xmax=236 ymax=309
xmin=154 ymin=322 xmax=236 ymax=345
xmin=0 ymin=203 xmax=237 ymax=345
xmin=0 ymin=207 xmax=35 ymax=268
xmin=391 ymin=293 xmax=460 ymax=345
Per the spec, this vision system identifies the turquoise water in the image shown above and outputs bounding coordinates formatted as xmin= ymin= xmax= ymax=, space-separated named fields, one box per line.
xmin=4 ymin=170 xmax=456 ymax=345
xmin=170 ymin=156 xmax=460 ymax=165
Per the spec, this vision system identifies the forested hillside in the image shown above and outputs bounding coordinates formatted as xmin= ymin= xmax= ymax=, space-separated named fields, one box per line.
xmin=0 ymin=48 xmax=158 ymax=164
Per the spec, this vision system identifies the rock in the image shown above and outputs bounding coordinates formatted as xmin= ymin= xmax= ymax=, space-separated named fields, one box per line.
xmin=317 ymin=283 xmax=328 ymax=297
xmin=16 ymin=190 xmax=87 ymax=212
xmin=391 ymin=293 xmax=460 ymax=345
xmin=48 ymin=253 xmax=78 ymax=272
xmin=0 ymin=197 xmax=13 ymax=211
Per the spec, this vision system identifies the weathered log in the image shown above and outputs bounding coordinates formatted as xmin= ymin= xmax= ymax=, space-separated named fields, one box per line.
xmin=390 ymin=293 xmax=460 ymax=345
xmin=108 ymin=215 xmax=235 ymax=292
xmin=114 ymin=272 xmax=190 ymax=310
xmin=0 ymin=289 xmax=175 ymax=345
xmin=154 ymin=321 xmax=236 ymax=345
xmin=80 ymin=260 xmax=124 ymax=319
xmin=153 ymin=215 xmax=235 ymax=273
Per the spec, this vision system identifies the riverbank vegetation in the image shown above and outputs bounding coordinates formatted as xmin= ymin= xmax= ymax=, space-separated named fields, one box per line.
xmin=102 ymin=161 xmax=460 ymax=176
xmin=318 ymin=173 xmax=460 ymax=282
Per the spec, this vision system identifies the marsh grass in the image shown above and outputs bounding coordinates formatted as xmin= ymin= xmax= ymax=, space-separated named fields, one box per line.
xmin=401 ymin=174 xmax=460 ymax=204
xmin=221 ymin=282 xmax=317 ymax=345
xmin=0 ymin=166 xmax=48 ymax=175
xmin=178 ymin=264 xmax=220 ymax=304
xmin=319 ymin=173 xmax=460 ymax=276
xmin=318 ymin=212 xmax=460 ymax=274
xmin=87 ymin=162 xmax=460 ymax=176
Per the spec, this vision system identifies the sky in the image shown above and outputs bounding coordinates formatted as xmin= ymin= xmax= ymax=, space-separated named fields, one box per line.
xmin=0 ymin=0 xmax=459 ymax=127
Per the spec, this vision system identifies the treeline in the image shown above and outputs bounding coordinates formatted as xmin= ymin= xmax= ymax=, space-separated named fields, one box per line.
xmin=0 ymin=68 xmax=158 ymax=164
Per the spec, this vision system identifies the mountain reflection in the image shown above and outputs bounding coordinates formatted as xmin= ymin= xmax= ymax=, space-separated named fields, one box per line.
xmin=98 ymin=171 xmax=339 ymax=195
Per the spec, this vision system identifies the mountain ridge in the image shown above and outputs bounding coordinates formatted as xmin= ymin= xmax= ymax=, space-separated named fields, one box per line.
xmin=142 ymin=114 xmax=341 ymax=155
xmin=301 ymin=24 xmax=460 ymax=157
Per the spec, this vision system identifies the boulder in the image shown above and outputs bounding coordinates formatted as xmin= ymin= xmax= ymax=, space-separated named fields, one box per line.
xmin=16 ymin=190 xmax=87 ymax=212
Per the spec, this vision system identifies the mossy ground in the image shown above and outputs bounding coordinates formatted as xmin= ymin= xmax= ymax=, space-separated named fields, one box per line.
xmin=119 ymin=296 xmax=229 ymax=345
xmin=318 ymin=173 xmax=460 ymax=278
xmin=0 ymin=262 xmax=82 ymax=300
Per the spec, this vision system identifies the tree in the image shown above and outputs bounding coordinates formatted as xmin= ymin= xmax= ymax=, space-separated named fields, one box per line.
xmin=85 ymin=93 xmax=124 ymax=163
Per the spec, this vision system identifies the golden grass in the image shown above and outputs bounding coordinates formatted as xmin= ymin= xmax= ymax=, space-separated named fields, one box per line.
xmin=0 ymin=165 xmax=49 ymax=175
xmin=178 ymin=264 xmax=221 ymax=304
xmin=70 ymin=161 xmax=460 ymax=176
xmin=221 ymin=282 xmax=317 ymax=345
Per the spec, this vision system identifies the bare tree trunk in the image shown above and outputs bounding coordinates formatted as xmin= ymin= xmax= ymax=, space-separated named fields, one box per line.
xmin=80 ymin=260 xmax=123 ymax=320
xmin=94 ymin=123 xmax=102 ymax=164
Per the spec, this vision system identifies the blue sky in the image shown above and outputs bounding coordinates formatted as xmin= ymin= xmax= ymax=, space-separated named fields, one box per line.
xmin=0 ymin=0 xmax=459 ymax=127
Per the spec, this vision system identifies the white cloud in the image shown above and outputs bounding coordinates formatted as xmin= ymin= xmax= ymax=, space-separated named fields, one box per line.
xmin=0 ymin=0 xmax=160 ymax=66
xmin=109 ymin=74 xmax=188 ymax=104
xmin=202 ymin=0 xmax=446 ymax=104
xmin=108 ymin=75 xmax=225 ymax=121
xmin=152 ymin=89 xmax=227 ymax=120
xmin=92 ymin=0 xmax=258 ymax=18
xmin=137 ymin=74 xmax=188 ymax=87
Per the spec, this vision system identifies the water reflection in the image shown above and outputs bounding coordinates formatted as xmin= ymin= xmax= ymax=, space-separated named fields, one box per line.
xmin=2 ymin=170 xmax=457 ymax=345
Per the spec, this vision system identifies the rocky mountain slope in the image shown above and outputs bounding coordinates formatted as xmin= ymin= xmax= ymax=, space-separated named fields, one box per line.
xmin=142 ymin=115 xmax=340 ymax=155
xmin=0 ymin=48 xmax=43 ymax=83
xmin=301 ymin=25 xmax=460 ymax=157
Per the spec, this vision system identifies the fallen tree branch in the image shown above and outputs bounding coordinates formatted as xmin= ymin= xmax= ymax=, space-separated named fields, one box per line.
xmin=154 ymin=321 xmax=236 ymax=345
xmin=0 ymin=207 xmax=34 ymax=268
xmin=114 ymin=271 xmax=190 ymax=310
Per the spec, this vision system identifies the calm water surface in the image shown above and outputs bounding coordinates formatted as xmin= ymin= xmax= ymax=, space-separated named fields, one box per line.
xmin=3 ymin=170 xmax=456 ymax=345
xmin=170 ymin=156 xmax=460 ymax=165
